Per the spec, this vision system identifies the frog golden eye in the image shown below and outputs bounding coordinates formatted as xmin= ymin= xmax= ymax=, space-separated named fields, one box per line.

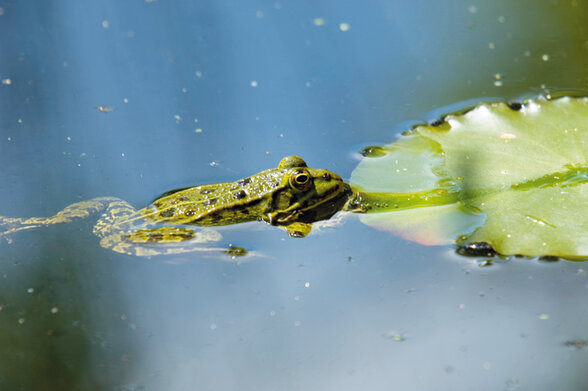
xmin=289 ymin=169 xmax=312 ymax=191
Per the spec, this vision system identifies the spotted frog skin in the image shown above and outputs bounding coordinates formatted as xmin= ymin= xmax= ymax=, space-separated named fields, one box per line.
xmin=0 ymin=156 xmax=347 ymax=256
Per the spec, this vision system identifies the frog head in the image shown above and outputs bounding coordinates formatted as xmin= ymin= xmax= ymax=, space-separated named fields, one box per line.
xmin=266 ymin=156 xmax=347 ymax=234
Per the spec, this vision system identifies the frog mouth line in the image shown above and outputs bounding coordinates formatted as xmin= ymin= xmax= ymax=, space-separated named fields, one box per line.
xmin=301 ymin=181 xmax=345 ymax=211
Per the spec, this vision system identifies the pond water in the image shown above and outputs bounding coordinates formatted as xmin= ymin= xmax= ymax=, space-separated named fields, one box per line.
xmin=1 ymin=1 xmax=588 ymax=390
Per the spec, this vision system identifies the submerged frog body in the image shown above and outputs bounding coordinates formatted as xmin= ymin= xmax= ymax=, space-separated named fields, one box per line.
xmin=0 ymin=156 xmax=347 ymax=256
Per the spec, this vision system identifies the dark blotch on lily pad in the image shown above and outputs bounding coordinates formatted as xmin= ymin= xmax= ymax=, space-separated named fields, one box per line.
xmin=507 ymin=102 xmax=523 ymax=111
xmin=360 ymin=146 xmax=387 ymax=158
xmin=456 ymin=242 xmax=497 ymax=257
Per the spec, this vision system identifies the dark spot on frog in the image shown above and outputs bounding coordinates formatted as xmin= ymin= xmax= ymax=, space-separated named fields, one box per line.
xmin=234 ymin=190 xmax=247 ymax=199
xmin=148 ymin=233 xmax=164 ymax=241
xmin=507 ymin=102 xmax=523 ymax=111
xmin=178 ymin=196 xmax=190 ymax=202
xmin=238 ymin=178 xmax=251 ymax=186
xmin=200 ymin=188 xmax=215 ymax=194
xmin=273 ymin=182 xmax=280 ymax=188
xmin=322 ymin=172 xmax=332 ymax=181
xmin=208 ymin=213 xmax=221 ymax=223
xmin=184 ymin=209 xmax=196 ymax=217
xmin=203 ymin=198 xmax=217 ymax=206
xmin=159 ymin=208 xmax=176 ymax=218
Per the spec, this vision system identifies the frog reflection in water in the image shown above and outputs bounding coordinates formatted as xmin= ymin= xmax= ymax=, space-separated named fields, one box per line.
xmin=0 ymin=156 xmax=349 ymax=257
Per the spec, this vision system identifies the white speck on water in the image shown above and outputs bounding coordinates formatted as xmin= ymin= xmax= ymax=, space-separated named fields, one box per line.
xmin=51 ymin=307 xmax=59 ymax=314
xmin=102 ymin=20 xmax=109 ymax=28
xmin=498 ymin=16 xmax=506 ymax=23
xmin=123 ymin=97 xmax=129 ymax=103
xmin=489 ymin=42 xmax=495 ymax=49
xmin=339 ymin=22 xmax=350 ymax=31
xmin=539 ymin=313 xmax=550 ymax=320
xmin=269 ymin=310 xmax=276 ymax=317
xmin=27 ymin=288 xmax=34 ymax=294
xmin=2 ymin=78 xmax=11 ymax=85
xmin=195 ymin=71 xmax=203 ymax=78
xmin=18 ymin=318 xmax=25 ymax=324
xmin=468 ymin=5 xmax=478 ymax=13
xmin=210 ymin=323 xmax=217 ymax=330
xmin=313 ymin=17 xmax=325 ymax=26
xmin=250 ymin=80 xmax=258 ymax=87
xmin=304 ymin=282 xmax=310 ymax=288
xmin=494 ymin=80 xmax=503 ymax=87
xmin=542 ymin=54 xmax=550 ymax=61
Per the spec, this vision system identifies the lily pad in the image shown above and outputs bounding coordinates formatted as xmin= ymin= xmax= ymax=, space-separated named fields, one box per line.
xmin=349 ymin=96 xmax=588 ymax=259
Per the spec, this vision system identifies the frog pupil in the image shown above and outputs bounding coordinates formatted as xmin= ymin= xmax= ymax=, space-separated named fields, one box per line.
xmin=295 ymin=174 xmax=309 ymax=184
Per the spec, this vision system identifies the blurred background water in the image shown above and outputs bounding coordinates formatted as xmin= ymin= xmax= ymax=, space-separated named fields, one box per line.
xmin=1 ymin=1 xmax=588 ymax=390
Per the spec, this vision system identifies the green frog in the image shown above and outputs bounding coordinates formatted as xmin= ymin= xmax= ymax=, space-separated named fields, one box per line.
xmin=0 ymin=156 xmax=349 ymax=257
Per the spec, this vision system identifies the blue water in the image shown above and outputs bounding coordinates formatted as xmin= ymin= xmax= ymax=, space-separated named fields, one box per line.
xmin=1 ymin=1 xmax=588 ymax=390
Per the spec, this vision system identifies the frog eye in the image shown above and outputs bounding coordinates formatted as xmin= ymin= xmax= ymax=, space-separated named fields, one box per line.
xmin=290 ymin=169 xmax=312 ymax=191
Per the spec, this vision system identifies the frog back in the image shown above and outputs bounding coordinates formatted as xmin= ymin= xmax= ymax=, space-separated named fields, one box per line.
xmin=139 ymin=168 xmax=288 ymax=226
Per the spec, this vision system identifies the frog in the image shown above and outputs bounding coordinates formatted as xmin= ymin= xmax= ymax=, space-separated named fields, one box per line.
xmin=0 ymin=156 xmax=349 ymax=257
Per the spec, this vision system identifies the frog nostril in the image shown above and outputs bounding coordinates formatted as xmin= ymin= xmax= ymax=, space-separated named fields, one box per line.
xmin=322 ymin=173 xmax=331 ymax=181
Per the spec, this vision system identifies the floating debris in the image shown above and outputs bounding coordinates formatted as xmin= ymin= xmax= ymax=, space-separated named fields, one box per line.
xmin=96 ymin=106 xmax=114 ymax=113
xmin=564 ymin=339 xmax=588 ymax=349
xmin=224 ymin=245 xmax=248 ymax=258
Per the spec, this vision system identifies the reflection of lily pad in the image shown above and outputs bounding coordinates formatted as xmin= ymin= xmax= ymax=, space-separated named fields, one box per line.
xmin=349 ymin=97 xmax=588 ymax=259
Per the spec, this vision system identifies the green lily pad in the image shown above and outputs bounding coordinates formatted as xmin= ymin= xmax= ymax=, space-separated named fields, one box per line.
xmin=349 ymin=97 xmax=588 ymax=259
